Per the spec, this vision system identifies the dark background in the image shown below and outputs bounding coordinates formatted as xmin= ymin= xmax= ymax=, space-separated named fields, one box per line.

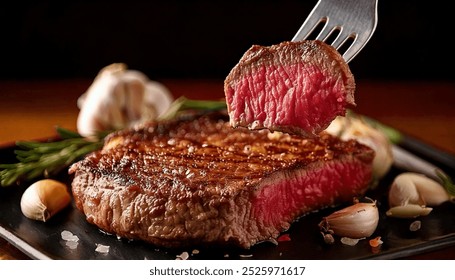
xmin=0 ymin=0 xmax=452 ymax=81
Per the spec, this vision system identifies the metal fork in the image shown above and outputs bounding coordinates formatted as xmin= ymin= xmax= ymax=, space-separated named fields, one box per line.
xmin=292 ymin=0 xmax=378 ymax=63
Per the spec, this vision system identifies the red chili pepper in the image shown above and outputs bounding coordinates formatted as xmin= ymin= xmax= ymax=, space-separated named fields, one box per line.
xmin=277 ymin=234 xmax=291 ymax=242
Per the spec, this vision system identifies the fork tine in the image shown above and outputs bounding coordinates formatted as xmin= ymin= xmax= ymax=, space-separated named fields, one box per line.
xmin=292 ymin=16 xmax=325 ymax=42
xmin=342 ymin=32 xmax=374 ymax=63
xmin=330 ymin=28 xmax=354 ymax=50
xmin=291 ymin=0 xmax=325 ymax=42
xmin=292 ymin=0 xmax=378 ymax=63
xmin=314 ymin=21 xmax=341 ymax=42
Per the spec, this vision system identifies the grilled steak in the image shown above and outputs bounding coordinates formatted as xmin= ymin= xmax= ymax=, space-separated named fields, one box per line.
xmin=224 ymin=40 xmax=355 ymax=137
xmin=69 ymin=113 xmax=374 ymax=249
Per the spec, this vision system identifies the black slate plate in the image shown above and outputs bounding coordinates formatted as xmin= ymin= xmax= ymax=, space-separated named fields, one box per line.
xmin=1 ymin=135 xmax=454 ymax=260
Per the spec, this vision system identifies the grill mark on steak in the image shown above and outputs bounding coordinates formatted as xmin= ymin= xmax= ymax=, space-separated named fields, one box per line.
xmin=224 ymin=40 xmax=355 ymax=137
xmin=69 ymin=112 xmax=374 ymax=249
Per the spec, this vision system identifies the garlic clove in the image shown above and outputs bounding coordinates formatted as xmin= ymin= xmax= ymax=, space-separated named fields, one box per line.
xmin=319 ymin=199 xmax=379 ymax=239
xmin=388 ymin=172 xmax=450 ymax=208
xmin=325 ymin=116 xmax=393 ymax=180
xmin=20 ymin=179 xmax=71 ymax=222
xmin=388 ymin=173 xmax=422 ymax=207
xmin=386 ymin=204 xmax=433 ymax=219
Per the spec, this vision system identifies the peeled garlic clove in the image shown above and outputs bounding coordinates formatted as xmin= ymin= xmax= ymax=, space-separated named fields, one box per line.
xmin=386 ymin=204 xmax=432 ymax=219
xmin=388 ymin=172 xmax=450 ymax=208
xmin=20 ymin=179 xmax=71 ymax=222
xmin=319 ymin=200 xmax=379 ymax=239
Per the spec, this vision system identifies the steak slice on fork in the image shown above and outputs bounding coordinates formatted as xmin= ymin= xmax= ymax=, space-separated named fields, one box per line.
xmin=225 ymin=40 xmax=355 ymax=137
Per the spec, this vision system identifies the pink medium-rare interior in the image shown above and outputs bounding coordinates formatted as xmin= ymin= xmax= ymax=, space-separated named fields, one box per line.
xmin=226 ymin=63 xmax=348 ymax=134
xmin=251 ymin=158 xmax=372 ymax=230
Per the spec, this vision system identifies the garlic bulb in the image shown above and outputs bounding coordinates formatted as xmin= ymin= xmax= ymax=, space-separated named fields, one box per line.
xmin=325 ymin=115 xmax=393 ymax=180
xmin=77 ymin=63 xmax=174 ymax=137
xmin=319 ymin=199 xmax=379 ymax=239
xmin=20 ymin=179 xmax=71 ymax=222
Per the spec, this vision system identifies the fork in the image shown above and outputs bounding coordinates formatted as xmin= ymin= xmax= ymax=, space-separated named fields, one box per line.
xmin=292 ymin=0 xmax=378 ymax=63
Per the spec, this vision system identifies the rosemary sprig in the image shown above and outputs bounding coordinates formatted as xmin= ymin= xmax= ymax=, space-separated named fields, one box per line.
xmin=0 ymin=97 xmax=227 ymax=187
xmin=157 ymin=96 xmax=227 ymax=121
xmin=0 ymin=128 xmax=105 ymax=187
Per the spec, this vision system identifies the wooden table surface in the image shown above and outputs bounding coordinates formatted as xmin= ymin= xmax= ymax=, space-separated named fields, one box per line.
xmin=0 ymin=78 xmax=454 ymax=260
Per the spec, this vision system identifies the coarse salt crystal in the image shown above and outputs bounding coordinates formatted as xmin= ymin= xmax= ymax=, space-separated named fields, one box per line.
xmin=61 ymin=230 xmax=79 ymax=241
xmin=95 ymin=244 xmax=110 ymax=254
xmin=65 ymin=241 xmax=78 ymax=250
xmin=340 ymin=237 xmax=361 ymax=246
xmin=61 ymin=231 xmax=79 ymax=242
xmin=61 ymin=230 xmax=80 ymax=249
xmin=409 ymin=220 xmax=422 ymax=232
xmin=176 ymin=251 xmax=189 ymax=260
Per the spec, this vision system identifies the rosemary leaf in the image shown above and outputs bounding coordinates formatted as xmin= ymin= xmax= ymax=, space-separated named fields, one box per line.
xmin=436 ymin=170 xmax=455 ymax=198
xmin=56 ymin=126 xmax=83 ymax=139
xmin=158 ymin=96 xmax=227 ymax=121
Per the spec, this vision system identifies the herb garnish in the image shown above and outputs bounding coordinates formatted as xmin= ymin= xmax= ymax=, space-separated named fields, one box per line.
xmin=0 ymin=127 xmax=105 ymax=187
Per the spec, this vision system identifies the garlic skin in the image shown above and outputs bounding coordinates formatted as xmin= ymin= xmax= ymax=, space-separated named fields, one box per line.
xmin=325 ymin=116 xmax=393 ymax=180
xmin=388 ymin=172 xmax=450 ymax=207
xmin=319 ymin=200 xmax=379 ymax=239
xmin=20 ymin=179 xmax=71 ymax=222
xmin=77 ymin=63 xmax=174 ymax=137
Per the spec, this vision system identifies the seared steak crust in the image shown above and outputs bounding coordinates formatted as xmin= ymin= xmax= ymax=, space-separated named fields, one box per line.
xmin=69 ymin=113 xmax=374 ymax=249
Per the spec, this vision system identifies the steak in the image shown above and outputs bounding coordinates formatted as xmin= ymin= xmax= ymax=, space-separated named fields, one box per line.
xmin=224 ymin=40 xmax=355 ymax=137
xmin=69 ymin=113 xmax=374 ymax=249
